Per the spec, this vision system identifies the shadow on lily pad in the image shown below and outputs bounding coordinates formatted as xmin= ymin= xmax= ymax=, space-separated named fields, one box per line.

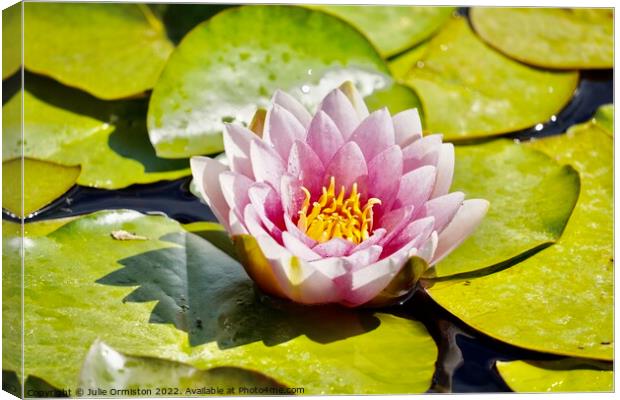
xmin=97 ymin=231 xmax=380 ymax=349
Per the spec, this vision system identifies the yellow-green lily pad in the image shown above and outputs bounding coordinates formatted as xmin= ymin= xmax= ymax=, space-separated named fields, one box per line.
xmin=23 ymin=3 xmax=173 ymax=99
xmin=404 ymin=17 xmax=578 ymax=139
xmin=593 ymin=104 xmax=613 ymax=137
xmin=3 ymin=210 xmax=437 ymax=394
xmin=388 ymin=41 xmax=429 ymax=81
xmin=471 ymin=8 xmax=613 ymax=70
xmin=2 ymin=158 xmax=80 ymax=217
xmin=430 ymin=140 xmax=579 ymax=278
xmin=496 ymin=360 xmax=613 ymax=392
xmin=2 ymin=77 xmax=189 ymax=190
xmin=425 ymin=116 xmax=613 ymax=360
xmin=309 ymin=6 xmax=454 ymax=58
xmin=2 ymin=3 xmax=20 ymax=80
xmin=147 ymin=5 xmax=394 ymax=158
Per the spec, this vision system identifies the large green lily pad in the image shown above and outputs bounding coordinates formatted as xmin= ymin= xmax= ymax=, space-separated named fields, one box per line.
xmin=23 ymin=3 xmax=173 ymax=99
xmin=147 ymin=5 xmax=393 ymax=158
xmin=2 ymin=76 xmax=189 ymax=191
xmin=309 ymin=6 xmax=454 ymax=58
xmin=594 ymin=104 xmax=613 ymax=137
xmin=3 ymin=210 xmax=438 ymax=394
xmin=471 ymin=8 xmax=613 ymax=70
xmin=425 ymin=117 xmax=613 ymax=360
xmin=404 ymin=17 xmax=578 ymax=139
xmin=2 ymin=158 xmax=81 ymax=217
xmin=429 ymin=140 xmax=579 ymax=278
xmin=2 ymin=3 xmax=20 ymax=80
xmin=496 ymin=360 xmax=613 ymax=392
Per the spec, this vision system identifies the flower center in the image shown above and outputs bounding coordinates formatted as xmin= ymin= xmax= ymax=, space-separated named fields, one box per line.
xmin=296 ymin=177 xmax=381 ymax=244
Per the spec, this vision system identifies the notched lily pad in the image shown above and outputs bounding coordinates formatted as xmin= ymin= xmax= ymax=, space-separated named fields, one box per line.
xmin=4 ymin=210 xmax=437 ymax=394
xmin=426 ymin=116 xmax=613 ymax=360
xmin=309 ymin=6 xmax=454 ymax=58
xmin=147 ymin=5 xmax=393 ymax=158
xmin=23 ymin=3 xmax=174 ymax=99
xmin=496 ymin=359 xmax=613 ymax=392
xmin=2 ymin=158 xmax=81 ymax=217
xmin=429 ymin=140 xmax=579 ymax=278
xmin=2 ymin=76 xmax=189 ymax=192
xmin=404 ymin=17 xmax=578 ymax=139
xmin=471 ymin=8 xmax=613 ymax=69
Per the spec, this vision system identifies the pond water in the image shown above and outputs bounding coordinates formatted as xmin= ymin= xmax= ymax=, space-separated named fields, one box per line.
xmin=2 ymin=43 xmax=613 ymax=396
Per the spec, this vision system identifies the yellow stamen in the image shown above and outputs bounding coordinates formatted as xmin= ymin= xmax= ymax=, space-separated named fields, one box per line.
xmin=296 ymin=176 xmax=381 ymax=244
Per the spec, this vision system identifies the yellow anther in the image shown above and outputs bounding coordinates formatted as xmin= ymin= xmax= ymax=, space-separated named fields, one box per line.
xmin=296 ymin=176 xmax=381 ymax=244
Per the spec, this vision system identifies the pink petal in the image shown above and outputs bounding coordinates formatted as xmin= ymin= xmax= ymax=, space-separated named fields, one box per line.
xmin=280 ymin=174 xmax=306 ymax=217
xmin=222 ymin=124 xmax=256 ymax=179
xmin=345 ymin=244 xmax=383 ymax=272
xmin=402 ymin=134 xmax=443 ymax=173
xmin=272 ymin=89 xmax=312 ymax=128
xmin=431 ymin=143 xmax=455 ymax=199
xmin=394 ymin=165 xmax=437 ymax=210
xmin=382 ymin=216 xmax=435 ymax=256
xmin=283 ymin=213 xmax=317 ymax=248
xmin=432 ymin=199 xmax=490 ymax=265
xmin=282 ymin=231 xmax=321 ymax=261
xmin=312 ymin=238 xmax=355 ymax=258
xmin=306 ymin=110 xmax=345 ymax=166
xmin=417 ymin=231 xmax=438 ymax=263
xmin=264 ymin=104 xmax=306 ymax=160
xmin=250 ymin=139 xmax=286 ymax=190
xmin=421 ymin=192 xmax=464 ymax=234
xmin=392 ymin=109 xmax=422 ymax=147
xmin=287 ymin=140 xmax=325 ymax=195
xmin=367 ymin=145 xmax=402 ymax=214
xmin=349 ymin=108 xmax=395 ymax=162
xmin=323 ymin=141 xmax=368 ymax=191
xmin=352 ymin=228 xmax=386 ymax=253
xmin=248 ymin=182 xmax=284 ymax=239
xmin=378 ymin=205 xmax=416 ymax=247
xmin=318 ymin=88 xmax=359 ymax=139
xmin=190 ymin=156 xmax=230 ymax=230
xmin=219 ymin=171 xmax=253 ymax=224
xmin=339 ymin=81 xmax=369 ymax=120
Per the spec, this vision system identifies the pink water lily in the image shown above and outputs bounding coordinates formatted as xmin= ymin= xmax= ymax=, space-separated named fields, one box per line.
xmin=191 ymin=83 xmax=488 ymax=307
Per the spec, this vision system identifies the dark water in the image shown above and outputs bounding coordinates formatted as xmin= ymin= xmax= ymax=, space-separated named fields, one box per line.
xmin=2 ymin=10 xmax=613 ymax=393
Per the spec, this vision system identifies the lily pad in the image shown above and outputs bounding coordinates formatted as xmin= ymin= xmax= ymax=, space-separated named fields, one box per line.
xmin=309 ymin=6 xmax=454 ymax=58
xmin=2 ymin=76 xmax=189 ymax=191
xmin=23 ymin=3 xmax=174 ymax=99
xmin=471 ymin=8 xmax=613 ymax=70
xmin=425 ymin=117 xmax=613 ymax=360
xmin=2 ymin=3 xmax=20 ymax=80
xmin=496 ymin=360 xmax=613 ymax=392
xmin=147 ymin=5 xmax=393 ymax=158
xmin=2 ymin=158 xmax=80 ymax=217
xmin=3 ymin=210 xmax=437 ymax=394
xmin=404 ymin=17 xmax=579 ymax=139
xmin=429 ymin=140 xmax=579 ymax=278
xmin=365 ymin=83 xmax=424 ymax=117
xmin=388 ymin=41 xmax=430 ymax=80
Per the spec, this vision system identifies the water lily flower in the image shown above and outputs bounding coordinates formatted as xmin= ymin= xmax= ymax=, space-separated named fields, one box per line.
xmin=191 ymin=83 xmax=488 ymax=307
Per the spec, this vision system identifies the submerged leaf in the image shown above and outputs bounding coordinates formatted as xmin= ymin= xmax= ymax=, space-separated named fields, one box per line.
xmin=471 ymin=8 xmax=613 ymax=69
xmin=23 ymin=3 xmax=173 ymax=99
xmin=147 ymin=5 xmax=394 ymax=158
xmin=404 ymin=17 xmax=578 ymax=140
xmin=426 ymin=117 xmax=613 ymax=360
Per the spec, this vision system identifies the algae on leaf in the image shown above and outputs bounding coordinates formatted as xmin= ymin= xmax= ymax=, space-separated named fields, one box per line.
xmin=405 ymin=17 xmax=578 ymax=140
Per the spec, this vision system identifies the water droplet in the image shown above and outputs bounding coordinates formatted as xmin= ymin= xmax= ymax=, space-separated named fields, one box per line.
xmin=535 ymin=123 xmax=544 ymax=131
xmin=550 ymin=115 xmax=557 ymax=122
xmin=513 ymin=138 xmax=521 ymax=144
xmin=301 ymin=85 xmax=310 ymax=94
xmin=548 ymin=87 xmax=555 ymax=93
xmin=439 ymin=44 xmax=448 ymax=51
xmin=416 ymin=60 xmax=425 ymax=69
xmin=307 ymin=68 xmax=313 ymax=76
